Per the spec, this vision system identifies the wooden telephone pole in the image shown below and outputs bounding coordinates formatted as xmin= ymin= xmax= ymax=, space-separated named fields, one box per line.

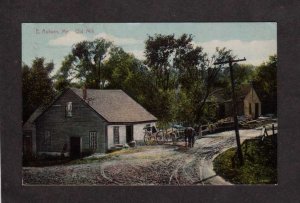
xmin=214 ymin=57 xmax=246 ymax=166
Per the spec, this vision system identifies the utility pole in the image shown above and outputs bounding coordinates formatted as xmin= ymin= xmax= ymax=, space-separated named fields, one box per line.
xmin=214 ymin=57 xmax=246 ymax=166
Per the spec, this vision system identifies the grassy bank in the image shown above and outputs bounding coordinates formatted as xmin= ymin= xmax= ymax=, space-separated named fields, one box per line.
xmin=213 ymin=135 xmax=277 ymax=184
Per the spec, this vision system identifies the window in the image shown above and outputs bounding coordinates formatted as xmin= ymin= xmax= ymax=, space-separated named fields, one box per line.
xmin=66 ymin=102 xmax=72 ymax=117
xmin=89 ymin=131 xmax=97 ymax=150
xmin=249 ymin=103 xmax=252 ymax=115
xmin=113 ymin=126 xmax=119 ymax=144
xmin=44 ymin=131 xmax=51 ymax=146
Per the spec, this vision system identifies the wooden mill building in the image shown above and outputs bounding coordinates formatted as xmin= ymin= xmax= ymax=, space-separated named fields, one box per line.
xmin=23 ymin=88 xmax=157 ymax=157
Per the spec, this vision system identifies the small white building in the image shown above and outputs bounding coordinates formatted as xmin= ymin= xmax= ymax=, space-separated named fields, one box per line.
xmin=210 ymin=85 xmax=263 ymax=119
xmin=243 ymin=86 xmax=261 ymax=119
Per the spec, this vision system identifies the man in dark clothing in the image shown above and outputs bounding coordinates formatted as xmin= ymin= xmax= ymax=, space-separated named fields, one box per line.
xmin=185 ymin=127 xmax=196 ymax=148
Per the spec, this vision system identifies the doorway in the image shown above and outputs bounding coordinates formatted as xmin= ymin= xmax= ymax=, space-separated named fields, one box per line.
xmin=255 ymin=103 xmax=259 ymax=118
xmin=23 ymin=132 xmax=32 ymax=157
xmin=218 ymin=104 xmax=225 ymax=118
xmin=126 ymin=125 xmax=133 ymax=143
xmin=70 ymin=137 xmax=81 ymax=157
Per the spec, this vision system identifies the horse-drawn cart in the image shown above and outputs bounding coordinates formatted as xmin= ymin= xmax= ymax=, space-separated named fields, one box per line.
xmin=143 ymin=124 xmax=186 ymax=145
xmin=143 ymin=126 xmax=165 ymax=145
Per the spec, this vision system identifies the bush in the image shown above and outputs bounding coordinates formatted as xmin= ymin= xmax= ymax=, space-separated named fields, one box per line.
xmin=213 ymin=134 xmax=277 ymax=184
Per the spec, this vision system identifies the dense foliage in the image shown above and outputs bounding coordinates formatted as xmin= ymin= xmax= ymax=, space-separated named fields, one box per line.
xmin=213 ymin=134 xmax=277 ymax=184
xmin=144 ymin=34 xmax=235 ymax=125
xmin=253 ymin=55 xmax=277 ymax=114
xmin=54 ymin=39 xmax=113 ymax=90
xmin=22 ymin=58 xmax=56 ymax=122
xmin=22 ymin=35 xmax=277 ymax=126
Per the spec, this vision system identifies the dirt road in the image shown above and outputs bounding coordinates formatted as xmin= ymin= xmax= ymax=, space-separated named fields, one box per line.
xmin=23 ymin=129 xmax=271 ymax=185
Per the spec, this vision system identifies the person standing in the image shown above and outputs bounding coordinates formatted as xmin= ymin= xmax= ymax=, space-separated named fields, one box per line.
xmin=190 ymin=127 xmax=196 ymax=147
xmin=185 ymin=127 xmax=196 ymax=148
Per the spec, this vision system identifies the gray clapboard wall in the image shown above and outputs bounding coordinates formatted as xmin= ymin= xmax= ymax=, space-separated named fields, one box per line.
xmin=36 ymin=89 xmax=107 ymax=154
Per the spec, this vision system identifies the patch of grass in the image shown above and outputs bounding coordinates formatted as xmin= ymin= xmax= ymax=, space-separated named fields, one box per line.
xmin=109 ymin=147 xmax=146 ymax=155
xmin=213 ymin=134 xmax=277 ymax=184
xmin=108 ymin=145 xmax=167 ymax=155
xmin=66 ymin=154 xmax=120 ymax=165
xmin=66 ymin=146 xmax=151 ymax=165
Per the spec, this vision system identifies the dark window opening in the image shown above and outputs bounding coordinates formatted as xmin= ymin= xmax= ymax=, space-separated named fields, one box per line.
xmin=70 ymin=137 xmax=81 ymax=157
xmin=126 ymin=125 xmax=133 ymax=143
xmin=255 ymin=103 xmax=259 ymax=118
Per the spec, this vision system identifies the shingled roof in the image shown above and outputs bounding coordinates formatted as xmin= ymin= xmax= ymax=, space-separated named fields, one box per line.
xmin=223 ymin=84 xmax=265 ymax=103
xmin=71 ymin=88 xmax=157 ymax=123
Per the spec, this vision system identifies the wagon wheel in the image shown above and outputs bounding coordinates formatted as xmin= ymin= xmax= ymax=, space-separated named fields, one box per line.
xmin=171 ymin=131 xmax=179 ymax=143
xmin=163 ymin=132 xmax=170 ymax=142
xmin=156 ymin=131 xmax=165 ymax=145
xmin=164 ymin=132 xmax=173 ymax=142
xmin=150 ymin=134 xmax=157 ymax=145
xmin=171 ymin=132 xmax=178 ymax=144
xmin=144 ymin=132 xmax=157 ymax=145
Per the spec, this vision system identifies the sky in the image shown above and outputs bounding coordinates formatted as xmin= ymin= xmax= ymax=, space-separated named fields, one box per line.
xmin=22 ymin=23 xmax=277 ymax=73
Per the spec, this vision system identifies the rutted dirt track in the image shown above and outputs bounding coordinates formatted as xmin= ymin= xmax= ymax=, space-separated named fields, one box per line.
xmin=23 ymin=129 xmax=267 ymax=185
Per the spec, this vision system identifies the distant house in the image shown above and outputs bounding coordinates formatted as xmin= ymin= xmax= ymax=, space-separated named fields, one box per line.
xmin=222 ymin=85 xmax=262 ymax=119
xmin=240 ymin=85 xmax=262 ymax=118
xmin=23 ymin=88 xmax=157 ymax=157
xmin=209 ymin=85 xmax=263 ymax=119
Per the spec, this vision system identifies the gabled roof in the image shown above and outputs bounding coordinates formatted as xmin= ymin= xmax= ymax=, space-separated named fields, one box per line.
xmin=70 ymin=88 xmax=157 ymax=123
xmin=23 ymin=106 xmax=46 ymax=130
xmin=23 ymin=88 xmax=157 ymax=128
xmin=23 ymin=89 xmax=69 ymax=128
xmin=223 ymin=84 xmax=263 ymax=103
xmin=237 ymin=84 xmax=268 ymax=101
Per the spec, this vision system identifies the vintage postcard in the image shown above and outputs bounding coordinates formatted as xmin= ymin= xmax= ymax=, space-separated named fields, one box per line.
xmin=22 ymin=23 xmax=277 ymax=185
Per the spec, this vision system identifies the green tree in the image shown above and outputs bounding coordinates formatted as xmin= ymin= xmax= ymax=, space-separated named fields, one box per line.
xmin=104 ymin=47 xmax=142 ymax=89
xmin=103 ymin=47 xmax=172 ymax=123
xmin=216 ymin=63 xmax=256 ymax=100
xmin=145 ymin=34 xmax=177 ymax=90
xmin=54 ymin=39 xmax=113 ymax=90
xmin=253 ymin=55 xmax=277 ymax=114
xmin=178 ymin=47 xmax=234 ymax=124
xmin=22 ymin=58 xmax=56 ymax=122
xmin=145 ymin=34 xmax=234 ymax=125
xmin=54 ymin=39 xmax=166 ymax=121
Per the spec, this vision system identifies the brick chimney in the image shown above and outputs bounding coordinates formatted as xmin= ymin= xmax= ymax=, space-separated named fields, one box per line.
xmin=82 ymin=85 xmax=87 ymax=100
